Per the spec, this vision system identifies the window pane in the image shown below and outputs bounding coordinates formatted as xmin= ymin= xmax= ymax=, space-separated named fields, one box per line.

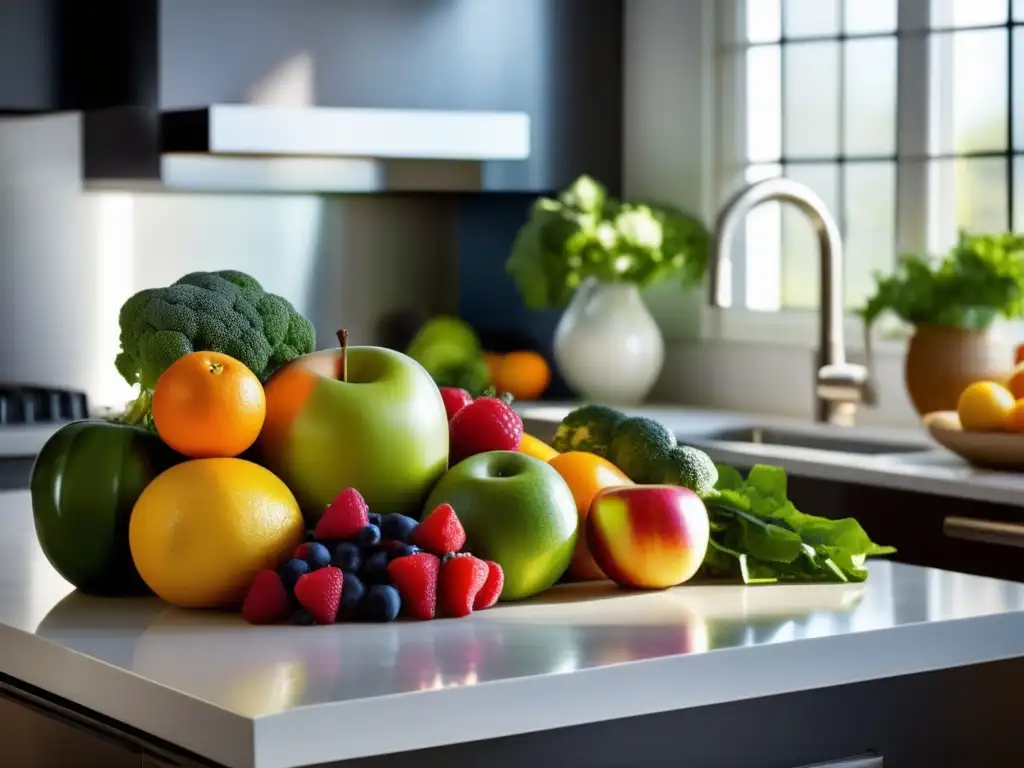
xmin=1014 ymin=28 xmax=1024 ymax=148
xmin=748 ymin=0 xmax=781 ymax=43
xmin=747 ymin=46 xmax=782 ymax=162
xmin=929 ymin=158 xmax=1008 ymax=252
xmin=784 ymin=42 xmax=840 ymax=158
xmin=745 ymin=164 xmax=783 ymax=311
xmin=844 ymin=38 xmax=897 ymax=156
xmin=845 ymin=163 xmax=896 ymax=309
xmin=929 ymin=30 xmax=1008 ymax=154
xmin=931 ymin=0 xmax=1008 ymax=28
xmin=783 ymin=0 xmax=839 ymax=38
xmin=844 ymin=0 xmax=897 ymax=33
xmin=781 ymin=164 xmax=839 ymax=309
xmin=1014 ymin=158 xmax=1024 ymax=230
xmin=1015 ymin=0 xmax=1024 ymax=21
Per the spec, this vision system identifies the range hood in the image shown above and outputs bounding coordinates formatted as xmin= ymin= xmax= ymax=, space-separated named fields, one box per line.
xmin=82 ymin=105 xmax=531 ymax=193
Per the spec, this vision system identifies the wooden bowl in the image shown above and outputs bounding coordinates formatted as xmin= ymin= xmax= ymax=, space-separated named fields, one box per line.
xmin=922 ymin=410 xmax=1024 ymax=470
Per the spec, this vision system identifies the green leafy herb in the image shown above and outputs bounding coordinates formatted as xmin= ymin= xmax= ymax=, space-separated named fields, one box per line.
xmin=859 ymin=231 xmax=1024 ymax=334
xmin=505 ymin=175 xmax=710 ymax=310
xmin=702 ymin=464 xmax=895 ymax=584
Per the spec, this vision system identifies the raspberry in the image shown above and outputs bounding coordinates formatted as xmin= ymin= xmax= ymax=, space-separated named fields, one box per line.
xmin=439 ymin=387 xmax=474 ymax=421
xmin=448 ymin=397 xmax=523 ymax=464
xmin=315 ymin=487 xmax=370 ymax=541
xmin=294 ymin=566 xmax=344 ymax=625
xmin=413 ymin=503 xmax=466 ymax=555
xmin=241 ymin=570 xmax=291 ymax=625
xmin=439 ymin=554 xmax=489 ymax=618
xmin=473 ymin=560 xmax=504 ymax=610
xmin=387 ymin=553 xmax=440 ymax=620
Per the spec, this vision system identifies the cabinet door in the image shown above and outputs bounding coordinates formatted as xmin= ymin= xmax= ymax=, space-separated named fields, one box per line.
xmin=0 ymin=0 xmax=56 ymax=111
xmin=0 ymin=691 xmax=142 ymax=767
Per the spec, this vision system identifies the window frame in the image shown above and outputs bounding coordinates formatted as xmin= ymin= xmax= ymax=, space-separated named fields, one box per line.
xmin=702 ymin=0 xmax=968 ymax=354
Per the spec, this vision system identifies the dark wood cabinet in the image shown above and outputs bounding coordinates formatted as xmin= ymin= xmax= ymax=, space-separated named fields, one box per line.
xmin=0 ymin=0 xmax=58 ymax=111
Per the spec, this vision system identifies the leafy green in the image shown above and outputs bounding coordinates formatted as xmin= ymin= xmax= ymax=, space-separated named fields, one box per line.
xmin=505 ymin=175 xmax=709 ymax=310
xmin=859 ymin=231 xmax=1024 ymax=333
xmin=701 ymin=463 xmax=895 ymax=584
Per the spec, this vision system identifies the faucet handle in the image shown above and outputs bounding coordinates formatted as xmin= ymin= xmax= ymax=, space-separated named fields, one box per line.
xmin=817 ymin=362 xmax=872 ymax=405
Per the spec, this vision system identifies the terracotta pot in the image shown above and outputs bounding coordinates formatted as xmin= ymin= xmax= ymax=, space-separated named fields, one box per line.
xmin=904 ymin=325 xmax=1013 ymax=417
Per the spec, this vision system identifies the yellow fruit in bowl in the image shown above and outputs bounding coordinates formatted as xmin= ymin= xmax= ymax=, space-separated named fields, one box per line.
xmin=957 ymin=381 xmax=1016 ymax=431
xmin=129 ymin=458 xmax=304 ymax=609
xmin=518 ymin=432 xmax=560 ymax=462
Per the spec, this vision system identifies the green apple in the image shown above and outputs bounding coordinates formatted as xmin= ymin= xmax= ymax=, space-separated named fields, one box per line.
xmin=259 ymin=337 xmax=449 ymax=523
xmin=424 ymin=451 xmax=578 ymax=600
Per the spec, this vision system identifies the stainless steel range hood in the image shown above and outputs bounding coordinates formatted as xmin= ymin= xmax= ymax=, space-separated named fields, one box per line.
xmin=82 ymin=105 xmax=531 ymax=193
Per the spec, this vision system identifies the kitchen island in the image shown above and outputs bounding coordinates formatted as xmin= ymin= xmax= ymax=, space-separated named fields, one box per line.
xmin=1 ymin=490 xmax=1024 ymax=768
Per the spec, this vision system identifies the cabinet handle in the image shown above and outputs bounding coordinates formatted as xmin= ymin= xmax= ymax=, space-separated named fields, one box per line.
xmin=943 ymin=516 xmax=1024 ymax=548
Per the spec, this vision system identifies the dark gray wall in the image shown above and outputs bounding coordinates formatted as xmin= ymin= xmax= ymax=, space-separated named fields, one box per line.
xmin=0 ymin=0 xmax=56 ymax=110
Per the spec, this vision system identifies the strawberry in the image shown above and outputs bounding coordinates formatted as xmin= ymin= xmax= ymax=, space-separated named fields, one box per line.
xmin=294 ymin=566 xmax=343 ymax=625
xmin=439 ymin=387 xmax=474 ymax=421
xmin=448 ymin=397 xmax=523 ymax=464
xmin=413 ymin=503 xmax=466 ymax=555
xmin=241 ymin=570 xmax=291 ymax=625
xmin=439 ymin=554 xmax=489 ymax=618
xmin=387 ymin=553 xmax=440 ymax=620
xmin=315 ymin=487 xmax=369 ymax=541
xmin=473 ymin=560 xmax=504 ymax=610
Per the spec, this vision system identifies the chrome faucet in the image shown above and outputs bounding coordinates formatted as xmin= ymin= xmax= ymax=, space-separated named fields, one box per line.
xmin=708 ymin=177 xmax=874 ymax=426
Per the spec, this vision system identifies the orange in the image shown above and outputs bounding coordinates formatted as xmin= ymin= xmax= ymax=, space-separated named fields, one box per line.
xmin=129 ymin=458 xmax=304 ymax=608
xmin=483 ymin=352 xmax=505 ymax=389
xmin=1008 ymin=362 xmax=1024 ymax=400
xmin=518 ymin=432 xmax=560 ymax=462
xmin=957 ymin=381 xmax=1015 ymax=431
xmin=496 ymin=351 xmax=552 ymax=401
xmin=153 ymin=351 xmax=266 ymax=458
xmin=548 ymin=451 xmax=633 ymax=581
xmin=1006 ymin=400 xmax=1024 ymax=432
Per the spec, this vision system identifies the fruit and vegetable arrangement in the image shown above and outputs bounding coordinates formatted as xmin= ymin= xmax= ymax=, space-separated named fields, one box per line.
xmin=29 ymin=268 xmax=895 ymax=634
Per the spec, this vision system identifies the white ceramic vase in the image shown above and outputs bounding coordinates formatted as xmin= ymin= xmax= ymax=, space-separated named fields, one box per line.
xmin=553 ymin=278 xmax=665 ymax=405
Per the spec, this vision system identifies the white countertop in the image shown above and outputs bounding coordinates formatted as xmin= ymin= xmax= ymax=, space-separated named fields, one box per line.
xmin=517 ymin=402 xmax=1024 ymax=508
xmin=3 ymin=492 xmax=1024 ymax=767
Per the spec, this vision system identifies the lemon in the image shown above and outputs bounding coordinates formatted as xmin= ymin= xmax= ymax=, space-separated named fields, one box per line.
xmin=129 ymin=458 xmax=304 ymax=609
xmin=956 ymin=381 xmax=1015 ymax=431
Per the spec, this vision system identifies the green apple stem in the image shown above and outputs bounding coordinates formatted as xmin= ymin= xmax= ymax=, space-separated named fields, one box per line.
xmin=336 ymin=328 xmax=349 ymax=382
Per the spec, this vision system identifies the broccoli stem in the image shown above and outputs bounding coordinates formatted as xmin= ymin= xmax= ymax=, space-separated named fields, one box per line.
xmin=336 ymin=328 xmax=349 ymax=383
xmin=119 ymin=389 xmax=154 ymax=426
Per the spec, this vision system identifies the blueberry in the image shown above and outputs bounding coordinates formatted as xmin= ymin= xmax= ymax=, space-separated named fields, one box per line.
xmin=368 ymin=512 xmax=382 ymax=527
xmin=289 ymin=609 xmax=315 ymax=626
xmin=303 ymin=542 xmax=332 ymax=570
xmin=279 ymin=558 xmax=310 ymax=592
xmin=380 ymin=514 xmax=419 ymax=543
xmin=357 ymin=524 xmax=382 ymax=547
xmin=388 ymin=543 xmax=420 ymax=560
xmin=337 ymin=572 xmax=366 ymax=621
xmin=362 ymin=550 xmax=391 ymax=584
xmin=331 ymin=541 xmax=362 ymax=573
xmin=362 ymin=584 xmax=401 ymax=622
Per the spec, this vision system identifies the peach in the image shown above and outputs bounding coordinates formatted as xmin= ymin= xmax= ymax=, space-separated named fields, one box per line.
xmin=587 ymin=485 xmax=710 ymax=589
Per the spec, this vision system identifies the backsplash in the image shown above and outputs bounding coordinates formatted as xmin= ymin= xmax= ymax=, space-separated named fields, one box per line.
xmin=0 ymin=114 xmax=458 ymax=410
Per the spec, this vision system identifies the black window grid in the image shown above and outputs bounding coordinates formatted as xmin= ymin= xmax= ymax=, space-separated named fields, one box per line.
xmin=738 ymin=2 xmax=1023 ymax=287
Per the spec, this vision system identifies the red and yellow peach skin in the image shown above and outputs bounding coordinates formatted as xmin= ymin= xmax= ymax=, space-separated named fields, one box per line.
xmin=586 ymin=485 xmax=710 ymax=589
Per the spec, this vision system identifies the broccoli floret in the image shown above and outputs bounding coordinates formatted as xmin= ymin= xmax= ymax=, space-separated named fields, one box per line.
xmin=608 ymin=417 xmax=677 ymax=482
xmin=551 ymin=404 xmax=627 ymax=457
xmin=114 ymin=271 xmax=315 ymax=424
xmin=656 ymin=445 xmax=718 ymax=497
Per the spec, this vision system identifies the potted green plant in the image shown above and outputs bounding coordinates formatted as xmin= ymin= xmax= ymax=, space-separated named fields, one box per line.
xmin=505 ymin=175 xmax=708 ymax=404
xmin=859 ymin=231 xmax=1024 ymax=416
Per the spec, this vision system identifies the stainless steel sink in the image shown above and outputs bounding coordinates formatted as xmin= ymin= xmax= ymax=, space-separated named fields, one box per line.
xmin=695 ymin=426 xmax=928 ymax=456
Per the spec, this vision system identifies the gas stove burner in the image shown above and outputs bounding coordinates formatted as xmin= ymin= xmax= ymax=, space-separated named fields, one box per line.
xmin=0 ymin=385 xmax=88 ymax=425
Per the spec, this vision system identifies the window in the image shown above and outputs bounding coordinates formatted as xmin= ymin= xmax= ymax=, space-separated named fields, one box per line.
xmin=716 ymin=0 xmax=1023 ymax=324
